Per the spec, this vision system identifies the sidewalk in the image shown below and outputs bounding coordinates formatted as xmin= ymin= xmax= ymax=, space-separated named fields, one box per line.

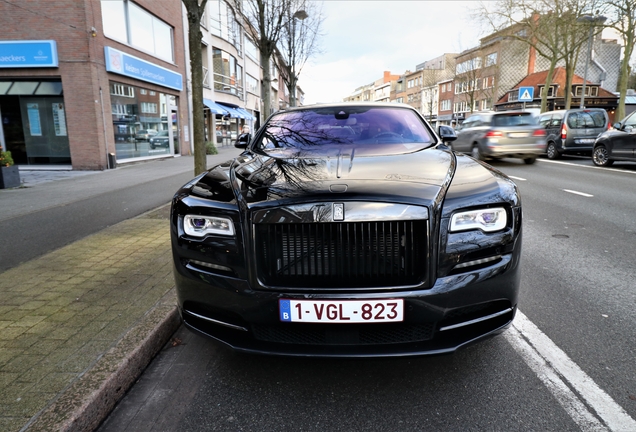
xmin=0 ymin=147 xmax=241 ymax=431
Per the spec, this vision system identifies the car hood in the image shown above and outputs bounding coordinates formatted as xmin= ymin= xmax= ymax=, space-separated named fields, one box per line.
xmin=228 ymin=145 xmax=456 ymax=207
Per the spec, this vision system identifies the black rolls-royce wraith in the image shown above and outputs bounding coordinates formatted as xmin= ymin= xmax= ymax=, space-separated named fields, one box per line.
xmin=171 ymin=103 xmax=522 ymax=357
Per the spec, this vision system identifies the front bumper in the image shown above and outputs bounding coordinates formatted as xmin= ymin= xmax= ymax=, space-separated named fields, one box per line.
xmin=173 ymin=251 xmax=521 ymax=357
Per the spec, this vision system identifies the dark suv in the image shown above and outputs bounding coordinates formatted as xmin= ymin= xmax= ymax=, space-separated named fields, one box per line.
xmin=592 ymin=110 xmax=636 ymax=166
xmin=538 ymin=109 xmax=609 ymax=159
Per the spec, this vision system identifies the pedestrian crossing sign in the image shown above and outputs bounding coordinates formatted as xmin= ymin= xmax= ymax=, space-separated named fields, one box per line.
xmin=518 ymin=86 xmax=534 ymax=102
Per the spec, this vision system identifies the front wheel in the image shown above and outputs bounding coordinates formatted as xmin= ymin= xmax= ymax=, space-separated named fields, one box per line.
xmin=546 ymin=142 xmax=561 ymax=160
xmin=592 ymin=146 xmax=613 ymax=166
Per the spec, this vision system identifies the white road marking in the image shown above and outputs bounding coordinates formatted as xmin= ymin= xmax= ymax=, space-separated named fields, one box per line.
xmin=539 ymin=159 xmax=636 ymax=175
xmin=505 ymin=311 xmax=636 ymax=431
xmin=563 ymin=189 xmax=594 ymax=197
xmin=508 ymin=175 xmax=526 ymax=181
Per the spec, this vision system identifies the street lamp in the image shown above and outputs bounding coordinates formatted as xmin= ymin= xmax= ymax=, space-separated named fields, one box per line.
xmin=290 ymin=10 xmax=308 ymax=107
xmin=577 ymin=14 xmax=607 ymax=109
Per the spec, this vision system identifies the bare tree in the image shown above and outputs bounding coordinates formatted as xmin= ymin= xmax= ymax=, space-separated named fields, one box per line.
xmin=476 ymin=0 xmax=602 ymax=111
xmin=182 ymin=0 xmax=209 ymax=176
xmin=243 ymin=0 xmax=298 ymax=119
xmin=601 ymin=0 xmax=636 ymax=120
xmin=278 ymin=1 xmax=324 ymax=107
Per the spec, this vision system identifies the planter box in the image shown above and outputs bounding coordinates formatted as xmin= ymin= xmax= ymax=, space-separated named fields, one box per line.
xmin=0 ymin=165 xmax=20 ymax=189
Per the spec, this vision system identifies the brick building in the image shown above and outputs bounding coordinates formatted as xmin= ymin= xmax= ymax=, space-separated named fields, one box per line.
xmin=0 ymin=0 xmax=189 ymax=170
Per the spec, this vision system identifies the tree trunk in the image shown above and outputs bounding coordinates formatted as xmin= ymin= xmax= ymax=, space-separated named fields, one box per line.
xmin=261 ymin=47 xmax=273 ymax=119
xmin=183 ymin=0 xmax=208 ymax=176
xmin=616 ymin=37 xmax=634 ymax=121
xmin=541 ymin=59 xmax=558 ymax=113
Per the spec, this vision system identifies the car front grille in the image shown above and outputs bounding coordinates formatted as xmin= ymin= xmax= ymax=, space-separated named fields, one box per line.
xmin=254 ymin=220 xmax=428 ymax=288
xmin=252 ymin=322 xmax=435 ymax=345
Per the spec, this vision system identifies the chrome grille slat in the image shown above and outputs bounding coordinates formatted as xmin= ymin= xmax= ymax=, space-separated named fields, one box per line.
xmin=255 ymin=220 xmax=427 ymax=288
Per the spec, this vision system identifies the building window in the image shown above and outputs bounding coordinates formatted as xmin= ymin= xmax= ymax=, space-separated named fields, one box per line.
xmin=539 ymin=86 xmax=556 ymax=97
xmin=485 ymin=52 xmax=497 ymax=67
xmin=574 ymin=86 xmax=599 ymax=97
xmin=208 ymin=0 xmax=241 ymax=54
xmin=109 ymin=81 xmax=173 ymax=160
xmin=101 ymin=0 xmax=174 ymax=62
xmin=441 ymin=99 xmax=451 ymax=111
xmin=246 ymin=73 xmax=259 ymax=95
xmin=111 ymin=83 xmax=135 ymax=98
xmin=213 ymin=48 xmax=244 ymax=98
xmin=245 ymin=36 xmax=259 ymax=64
xmin=141 ymin=102 xmax=157 ymax=113
xmin=508 ymin=90 xmax=518 ymax=102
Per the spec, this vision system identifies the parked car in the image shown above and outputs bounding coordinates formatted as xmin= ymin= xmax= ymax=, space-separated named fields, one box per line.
xmin=149 ymin=130 xmax=177 ymax=149
xmin=170 ymin=103 xmax=522 ymax=357
xmin=592 ymin=110 xmax=636 ymax=166
xmin=135 ymin=129 xmax=157 ymax=141
xmin=538 ymin=108 xmax=609 ymax=159
xmin=452 ymin=110 xmax=546 ymax=164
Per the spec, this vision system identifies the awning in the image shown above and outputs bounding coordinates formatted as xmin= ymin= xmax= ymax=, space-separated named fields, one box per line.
xmin=236 ymin=108 xmax=255 ymax=121
xmin=203 ymin=99 xmax=229 ymax=115
xmin=218 ymin=105 xmax=245 ymax=119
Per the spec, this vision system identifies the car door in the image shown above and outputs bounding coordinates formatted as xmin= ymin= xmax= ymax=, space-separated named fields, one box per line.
xmin=611 ymin=111 xmax=636 ymax=159
xmin=454 ymin=116 xmax=477 ymax=153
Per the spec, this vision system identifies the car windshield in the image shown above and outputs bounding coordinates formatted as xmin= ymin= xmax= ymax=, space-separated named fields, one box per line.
xmin=492 ymin=113 xmax=537 ymax=127
xmin=254 ymin=106 xmax=434 ymax=152
xmin=155 ymin=130 xmax=168 ymax=137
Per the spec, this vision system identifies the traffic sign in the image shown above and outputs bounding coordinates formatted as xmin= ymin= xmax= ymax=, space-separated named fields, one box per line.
xmin=518 ymin=86 xmax=534 ymax=102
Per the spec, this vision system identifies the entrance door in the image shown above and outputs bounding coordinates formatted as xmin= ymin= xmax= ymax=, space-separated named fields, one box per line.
xmin=19 ymin=97 xmax=70 ymax=164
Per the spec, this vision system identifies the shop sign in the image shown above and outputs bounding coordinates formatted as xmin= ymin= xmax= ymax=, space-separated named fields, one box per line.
xmin=104 ymin=47 xmax=182 ymax=91
xmin=0 ymin=40 xmax=58 ymax=68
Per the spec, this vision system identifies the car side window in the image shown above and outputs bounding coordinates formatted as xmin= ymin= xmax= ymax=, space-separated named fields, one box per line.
xmin=539 ymin=114 xmax=551 ymax=127
xmin=550 ymin=115 xmax=562 ymax=127
xmin=567 ymin=113 xmax=582 ymax=128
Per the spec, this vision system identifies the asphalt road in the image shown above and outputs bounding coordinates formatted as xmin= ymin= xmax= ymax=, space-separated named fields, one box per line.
xmin=97 ymin=156 xmax=636 ymax=431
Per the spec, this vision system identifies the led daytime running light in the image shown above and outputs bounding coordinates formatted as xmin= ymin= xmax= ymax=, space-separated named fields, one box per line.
xmin=184 ymin=215 xmax=235 ymax=237
xmin=450 ymin=207 xmax=507 ymax=233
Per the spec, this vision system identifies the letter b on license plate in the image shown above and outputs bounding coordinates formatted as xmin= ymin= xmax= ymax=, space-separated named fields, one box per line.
xmin=279 ymin=299 xmax=404 ymax=323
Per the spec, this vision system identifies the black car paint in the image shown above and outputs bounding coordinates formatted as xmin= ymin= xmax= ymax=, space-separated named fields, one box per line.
xmin=170 ymin=104 xmax=522 ymax=357
xmin=592 ymin=111 xmax=636 ymax=166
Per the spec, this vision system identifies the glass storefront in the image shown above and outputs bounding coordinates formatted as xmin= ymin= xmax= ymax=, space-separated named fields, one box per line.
xmin=109 ymin=81 xmax=178 ymax=161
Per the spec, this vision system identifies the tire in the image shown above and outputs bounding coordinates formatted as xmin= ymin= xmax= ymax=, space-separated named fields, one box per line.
xmin=523 ymin=157 xmax=536 ymax=165
xmin=471 ymin=144 xmax=483 ymax=161
xmin=592 ymin=145 xmax=614 ymax=167
xmin=546 ymin=142 xmax=561 ymax=160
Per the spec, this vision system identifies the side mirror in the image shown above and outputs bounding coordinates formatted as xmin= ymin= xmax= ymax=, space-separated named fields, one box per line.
xmin=612 ymin=123 xmax=621 ymax=130
xmin=438 ymin=126 xmax=457 ymax=143
xmin=234 ymin=133 xmax=251 ymax=149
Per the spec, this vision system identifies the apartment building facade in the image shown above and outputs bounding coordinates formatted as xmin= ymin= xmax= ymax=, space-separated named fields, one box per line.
xmin=0 ymin=0 xmax=190 ymax=170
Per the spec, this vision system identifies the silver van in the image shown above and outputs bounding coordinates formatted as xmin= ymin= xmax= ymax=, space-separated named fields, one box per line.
xmin=538 ymin=109 xmax=609 ymax=159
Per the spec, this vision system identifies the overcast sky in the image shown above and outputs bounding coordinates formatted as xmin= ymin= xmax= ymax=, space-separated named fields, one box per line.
xmin=299 ymin=1 xmax=491 ymax=104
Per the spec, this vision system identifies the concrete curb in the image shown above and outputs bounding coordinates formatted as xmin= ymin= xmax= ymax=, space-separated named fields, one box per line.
xmin=26 ymin=290 xmax=181 ymax=432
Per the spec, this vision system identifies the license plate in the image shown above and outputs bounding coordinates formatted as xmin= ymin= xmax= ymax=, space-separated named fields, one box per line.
xmin=279 ymin=299 xmax=404 ymax=323
xmin=508 ymin=132 xmax=529 ymax=138
xmin=577 ymin=138 xmax=595 ymax=144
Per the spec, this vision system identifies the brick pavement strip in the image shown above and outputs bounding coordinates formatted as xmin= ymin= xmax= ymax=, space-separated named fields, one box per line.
xmin=0 ymin=206 xmax=181 ymax=432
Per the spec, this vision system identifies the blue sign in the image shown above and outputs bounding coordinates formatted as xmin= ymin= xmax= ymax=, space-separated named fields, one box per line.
xmin=518 ymin=86 xmax=534 ymax=102
xmin=104 ymin=47 xmax=183 ymax=91
xmin=0 ymin=40 xmax=58 ymax=68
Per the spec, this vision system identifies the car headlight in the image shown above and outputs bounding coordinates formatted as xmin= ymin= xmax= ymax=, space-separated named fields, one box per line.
xmin=449 ymin=207 xmax=507 ymax=233
xmin=184 ymin=215 xmax=235 ymax=237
